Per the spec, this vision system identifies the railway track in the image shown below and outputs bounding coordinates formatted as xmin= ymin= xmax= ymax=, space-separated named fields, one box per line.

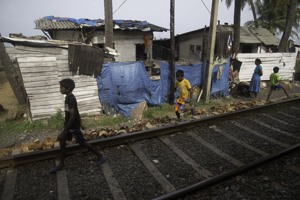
xmin=0 ymin=98 xmax=300 ymax=200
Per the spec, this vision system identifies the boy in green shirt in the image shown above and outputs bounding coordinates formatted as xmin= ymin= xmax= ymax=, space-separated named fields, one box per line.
xmin=266 ymin=67 xmax=290 ymax=102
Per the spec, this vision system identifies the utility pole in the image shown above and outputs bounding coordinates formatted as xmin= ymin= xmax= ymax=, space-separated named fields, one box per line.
xmin=169 ymin=0 xmax=175 ymax=104
xmin=104 ymin=0 xmax=113 ymax=49
xmin=203 ymin=0 xmax=219 ymax=103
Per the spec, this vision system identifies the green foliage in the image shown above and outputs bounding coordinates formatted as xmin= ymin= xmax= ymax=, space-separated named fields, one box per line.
xmin=0 ymin=67 xmax=3 ymax=72
xmin=48 ymin=109 xmax=64 ymax=130
xmin=244 ymin=0 xmax=300 ymax=38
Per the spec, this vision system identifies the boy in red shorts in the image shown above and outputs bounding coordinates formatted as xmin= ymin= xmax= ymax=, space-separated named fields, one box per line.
xmin=164 ymin=70 xmax=196 ymax=122
xmin=266 ymin=67 xmax=290 ymax=102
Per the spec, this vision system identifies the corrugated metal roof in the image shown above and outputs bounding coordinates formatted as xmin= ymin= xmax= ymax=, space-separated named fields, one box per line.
xmin=35 ymin=16 xmax=168 ymax=32
xmin=217 ymin=25 xmax=280 ymax=45
xmin=176 ymin=25 xmax=280 ymax=46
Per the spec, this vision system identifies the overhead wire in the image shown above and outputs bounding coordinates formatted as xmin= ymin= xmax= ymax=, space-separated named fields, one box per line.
xmin=201 ymin=0 xmax=211 ymax=14
xmin=113 ymin=0 xmax=127 ymax=14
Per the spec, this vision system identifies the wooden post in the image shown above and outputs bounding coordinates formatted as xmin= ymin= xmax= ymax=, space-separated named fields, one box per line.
xmin=169 ymin=0 xmax=175 ymax=105
xmin=203 ymin=0 xmax=219 ymax=103
xmin=104 ymin=0 xmax=114 ymax=49
xmin=0 ymin=37 xmax=26 ymax=105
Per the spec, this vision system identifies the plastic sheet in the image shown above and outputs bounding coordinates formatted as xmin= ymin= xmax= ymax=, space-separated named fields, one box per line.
xmin=97 ymin=61 xmax=163 ymax=117
xmin=210 ymin=58 xmax=230 ymax=98
xmin=160 ymin=62 xmax=205 ymax=103
xmin=97 ymin=59 xmax=229 ymax=117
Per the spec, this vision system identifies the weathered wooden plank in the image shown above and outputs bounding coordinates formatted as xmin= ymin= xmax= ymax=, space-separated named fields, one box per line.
xmin=57 ymin=60 xmax=68 ymax=64
xmin=20 ymin=72 xmax=58 ymax=77
xmin=56 ymin=55 xmax=68 ymax=60
xmin=28 ymin=93 xmax=62 ymax=100
xmin=60 ymin=72 xmax=74 ymax=76
xmin=25 ymin=84 xmax=59 ymax=90
xmin=5 ymin=47 xmax=40 ymax=54
xmin=22 ymin=76 xmax=59 ymax=82
xmin=61 ymin=49 xmax=68 ymax=55
xmin=72 ymin=90 xmax=98 ymax=96
xmin=24 ymin=80 xmax=62 ymax=88
xmin=31 ymin=104 xmax=65 ymax=110
xmin=29 ymin=99 xmax=63 ymax=106
xmin=78 ymin=101 xmax=101 ymax=107
xmin=25 ymin=89 xmax=58 ymax=95
xmin=26 ymin=93 xmax=61 ymax=99
xmin=17 ymin=56 xmax=57 ymax=63
xmin=29 ymin=100 xmax=63 ymax=106
xmin=18 ymin=62 xmax=57 ymax=68
xmin=80 ymin=109 xmax=101 ymax=114
xmin=12 ymin=54 xmax=58 ymax=59
xmin=76 ymin=96 xmax=100 ymax=102
xmin=15 ymin=45 xmax=64 ymax=54
xmin=19 ymin=67 xmax=58 ymax=73
xmin=31 ymin=107 xmax=64 ymax=114
xmin=78 ymin=107 xmax=101 ymax=113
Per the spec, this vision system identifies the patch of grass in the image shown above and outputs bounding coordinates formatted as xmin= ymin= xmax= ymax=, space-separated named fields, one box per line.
xmin=0 ymin=67 xmax=3 ymax=72
xmin=83 ymin=114 xmax=130 ymax=128
xmin=48 ymin=109 xmax=65 ymax=130
xmin=0 ymin=96 xmax=239 ymax=134
xmin=0 ymin=109 xmax=64 ymax=134
xmin=144 ymin=103 xmax=174 ymax=119
xmin=197 ymin=99 xmax=221 ymax=107
xmin=0 ymin=118 xmax=46 ymax=134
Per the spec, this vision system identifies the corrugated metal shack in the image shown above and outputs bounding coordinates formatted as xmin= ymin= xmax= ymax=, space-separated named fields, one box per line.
xmin=176 ymin=24 xmax=281 ymax=61
xmin=35 ymin=16 xmax=168 ymax=62
xmin=237 ymin=52 xmax=297 ymax=81
xmin=2 ymin=36 xmax=105 ymax=121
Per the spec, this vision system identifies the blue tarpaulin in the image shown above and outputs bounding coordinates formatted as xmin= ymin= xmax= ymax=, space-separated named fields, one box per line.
xmin=96 ymin=59 xmax=229 ymax=117
xmin=210 ymin=60 xmax=230 ymax=98
xmin=160 ymin=61 xmax=205 ymax=102
xmin=45 ymin=16 xmax=101 ymax=26
xmin=44 ymin=16 xmax=150 ymax=26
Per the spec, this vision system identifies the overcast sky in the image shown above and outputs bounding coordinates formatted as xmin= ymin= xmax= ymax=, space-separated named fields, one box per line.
xmin=0 ymin=0 xmax=255 ymax=39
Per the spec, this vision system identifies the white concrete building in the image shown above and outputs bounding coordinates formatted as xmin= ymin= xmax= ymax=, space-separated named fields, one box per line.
xmin=35 ymin=16 xmax=168 ymax=62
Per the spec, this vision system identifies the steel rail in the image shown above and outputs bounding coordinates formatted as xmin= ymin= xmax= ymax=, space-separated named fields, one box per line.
xmin=0 ymin=97 xmax=299 ymax=169
xmin=153 ymin=143 xmax=300 ymax=200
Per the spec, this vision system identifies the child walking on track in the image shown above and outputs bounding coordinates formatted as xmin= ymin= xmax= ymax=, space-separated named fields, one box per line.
xmin=49 ymin=79 xmax=107 ymax=173
xmin=164 ymin=70 xmax=196 ymax=122
xmin=266 ymin=67 xmax=290 ymax=102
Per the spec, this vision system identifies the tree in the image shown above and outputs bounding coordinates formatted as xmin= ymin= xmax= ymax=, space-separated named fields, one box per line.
xmin=248 ymin=0 xmax=258 ymax=27
xmin=278 ymin=0 xmax=298 ymax=51
xmin=244 ymin=0 xmax=300 ymax=41
xmin=233 ymin=0 xmax=241 ymax=57
xmin=222 ymin=0 xmax=247 ymax=58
